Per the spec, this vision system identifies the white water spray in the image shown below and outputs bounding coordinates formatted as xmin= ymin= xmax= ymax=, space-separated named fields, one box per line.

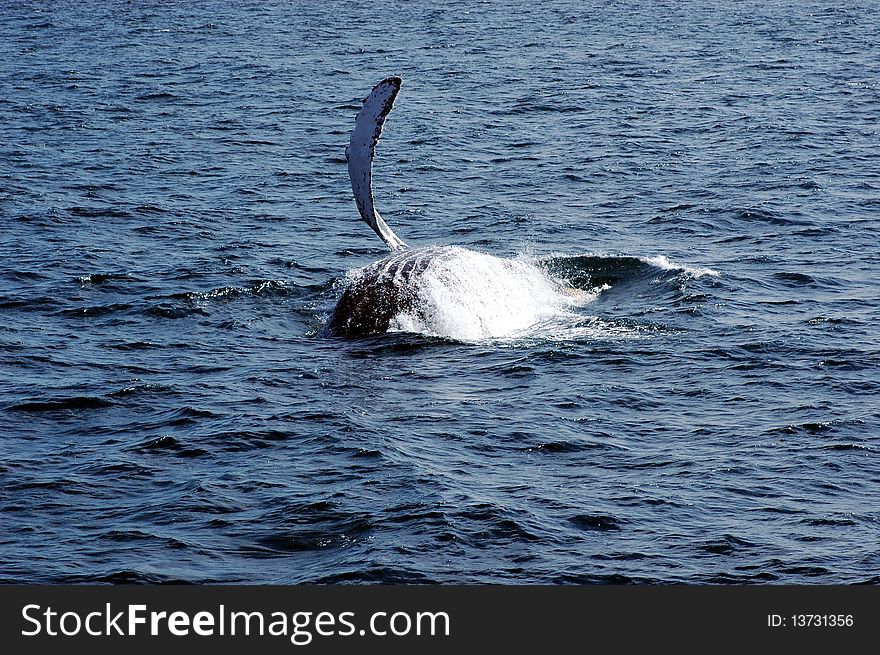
xmin=385 ymin=247 xmax=595 ymax=341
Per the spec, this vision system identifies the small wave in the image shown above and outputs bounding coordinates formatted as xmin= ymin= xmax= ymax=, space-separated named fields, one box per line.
xmin=315 ymin=568 xmax=434 ymax=584
xmin=659 ymin=203 xmax=697 ymax=213
xmin=513 ymin=316 xmax=660 ymax=342
xmin=60 ymin=570 xmax=196 ymax=584
xmin=540 ymin=252 xmax=719 ymax=287
xmin=107 ymin=383 xmax=177 ymax=398
xmin=77 ymin=272 xmax=140 ymax=285
xmin=134 ymin=204 xmax=168 ymax=214
xmin=243 ymin=502 xmax=373 ymax=554
xmin=805 ymin=316 xmax=862 ymax=326
xmin=60 ymin=302 xmax=134 ymax=318
xmin=522 ymin=441 xmax=597 ymax=454
xmin=135 ymin=92 xmax=178 ymax=102
xmin=732 ymin=207 xmax=805 ymax=226
xmin=129 ymin=435 xmax=209 ymax=458
xmin=569 ymin=514 xmax=622 ymax=532
xmin=67 ymin=206 xmax=132 ymax=219
xmin=765 ymin=418 xmax=868 ymax=437
xmin=699 ymin=534 xmax=756 ymax=555
xmin=8 ymin=396 xmax=113 ymax=412
xmin=177 ymin=279 xmax=289 ymax=303
xmin=502 ymin=102 xmax=583 ymax=115
xmin=804 ymin=516 xmax=858 ymax=526
xmin=641 ymin=255 xmax=720 ymax=278
xmin=145 ymin=303 xmax=207 ymax=319
xmin=12 ymin=270 xmax=49 ymax=281
xmin=774 ymin=272 xmax=817 ymax=286
xmin=107 ymin=340 xmax=192 ymax=351
xmin=540 ymin=254 xmax=650 ymax=289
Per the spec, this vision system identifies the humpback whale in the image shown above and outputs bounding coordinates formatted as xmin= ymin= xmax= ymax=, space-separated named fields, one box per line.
xmin=325 ymin=77 xmax=583 ymax=338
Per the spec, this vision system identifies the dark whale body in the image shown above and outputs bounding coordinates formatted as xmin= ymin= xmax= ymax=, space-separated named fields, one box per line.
xmin=326 ymin=245 xmax=454 ymax=337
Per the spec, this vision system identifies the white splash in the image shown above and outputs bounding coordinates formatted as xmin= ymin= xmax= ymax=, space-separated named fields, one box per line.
xmin=387 ymin=247 xmax=595 ymax=342
xmin=643 ymin=255 xmax=720 ymax=279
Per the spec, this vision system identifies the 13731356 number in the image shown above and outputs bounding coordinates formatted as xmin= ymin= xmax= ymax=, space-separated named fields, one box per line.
xmin=790 ymin=614 xmax=854 ymax=628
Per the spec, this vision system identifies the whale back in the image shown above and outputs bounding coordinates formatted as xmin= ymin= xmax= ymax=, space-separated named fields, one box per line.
xmin=326 ymin=246 xmax=452 ymax=336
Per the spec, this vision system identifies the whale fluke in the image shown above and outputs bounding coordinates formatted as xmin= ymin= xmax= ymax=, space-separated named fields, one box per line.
xmin=346 ymin=76 xmax=408 ymax=251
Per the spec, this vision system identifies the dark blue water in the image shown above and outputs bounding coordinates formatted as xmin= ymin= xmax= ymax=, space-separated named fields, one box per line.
xmin=2 ymin=0 xmax=878 ymax=583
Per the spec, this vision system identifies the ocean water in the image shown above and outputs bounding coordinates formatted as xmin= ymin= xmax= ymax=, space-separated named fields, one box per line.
xmin=1 ymin=0 xmax=878 ymax=584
